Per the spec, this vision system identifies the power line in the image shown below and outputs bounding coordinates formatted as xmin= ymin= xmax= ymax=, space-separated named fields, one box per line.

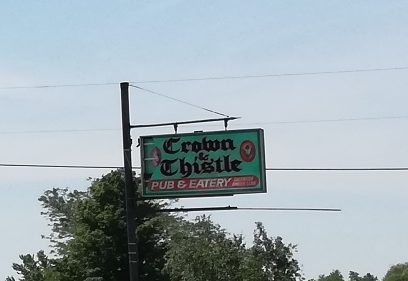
xmin=181 ymin=115 xmax=408 ymax=128
xmin=0 ymin=163 xmax=120 ymax=169
xmin=266 ymin=167 xmax=408 ymax=171
xmin=241 ymin=115 xmax=408 ymax=125
xmin=0 ymin=128 xmax=119 ymax=135
xmin=129 ymin=84 xmax=230 ymax=118
xmin=1 ymin=114 xmax=407 ymax=135
xmin=1 ymin=66 xmax=407 ymax=90
xmin=1 ymin=163 xmax=408 ymax=171
xmin=0 ymin=82 xmax=117 ymax=90
xmin=130 ymin=66 xmax=408 ymax=84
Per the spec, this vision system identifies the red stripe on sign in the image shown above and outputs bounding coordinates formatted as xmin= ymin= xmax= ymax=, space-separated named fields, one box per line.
xmin=149 ymin=176 xmax=259 ymax=192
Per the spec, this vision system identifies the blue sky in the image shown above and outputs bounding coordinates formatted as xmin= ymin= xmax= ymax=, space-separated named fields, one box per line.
xmin=1 ymin=1 xmax=408 ymax=279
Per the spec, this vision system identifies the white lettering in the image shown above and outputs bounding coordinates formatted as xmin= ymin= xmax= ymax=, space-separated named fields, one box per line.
xmin=190 ymin=179 xmax=197 ymax=189
xmin=151 ymin=182 xmax=159 ymax=190
xmin=209 ymin=179 xmax=217 ymax=188
xmin=216 ymin=178 xmax=225 ymax=187
xmin=167 ymin=181 xmax=174 ymax=190
xmin=177 ymin=180 xmax=186 ymax=189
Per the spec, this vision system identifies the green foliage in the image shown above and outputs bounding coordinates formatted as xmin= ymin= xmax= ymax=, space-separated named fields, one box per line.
xmin=349 ymin=271 xmax=377 ymax=281
xmin=8 ymin=171 xmax=172 ymax=281
xmin=38 ymin=188 xmax=87 ymax=255
xmin=362 ymin=273 xmax=377 ymax=281
xmin=50 ymin=172 xmax=130 ymax=280
xmin=7 ymin=171 xmax=303 ymax=281
xmin=383 ymin=263 xmax=408 ymax=281
xmin=241 ymin=222 xmax=302 ymax=281
xmin=314 ymin=270 xmax=378 ymax=281
xmin=165 ymin=216 xmax=302 ymax=281
xmin=5 ymin=251 xmax=59 ymax=281
xmin=165 ymin=215 xmax=245 ymax=281
xmin=318 ymin=270 xmax=345 ymax=281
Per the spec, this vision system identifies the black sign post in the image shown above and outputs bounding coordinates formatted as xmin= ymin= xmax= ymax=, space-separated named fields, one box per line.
xmin=120 ymin=82 xmax=139 ymax=281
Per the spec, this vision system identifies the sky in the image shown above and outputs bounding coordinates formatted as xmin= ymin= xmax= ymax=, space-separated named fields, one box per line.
xmin=1 ymin=0 xmax=408 ymax=279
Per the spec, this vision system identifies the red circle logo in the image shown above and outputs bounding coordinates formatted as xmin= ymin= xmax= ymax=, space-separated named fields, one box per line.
xmin=240 ymin=140 xmax=256 ymax=162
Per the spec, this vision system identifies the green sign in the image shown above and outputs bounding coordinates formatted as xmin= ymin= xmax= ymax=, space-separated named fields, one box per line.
xmin=140 ymin=129 xmax=266 ymax=198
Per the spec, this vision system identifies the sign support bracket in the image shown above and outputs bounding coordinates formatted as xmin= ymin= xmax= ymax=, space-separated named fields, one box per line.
xmin=130 ymin=116 xmax=239 ymax=130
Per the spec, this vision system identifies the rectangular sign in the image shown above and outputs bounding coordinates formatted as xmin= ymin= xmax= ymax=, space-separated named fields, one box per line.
xmin=140 ymin=129 xmax=266 ymax=198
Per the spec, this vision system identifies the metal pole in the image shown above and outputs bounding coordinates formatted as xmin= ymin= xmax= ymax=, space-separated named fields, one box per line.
xmin=120 ymin=82 xmax=139 ymax=281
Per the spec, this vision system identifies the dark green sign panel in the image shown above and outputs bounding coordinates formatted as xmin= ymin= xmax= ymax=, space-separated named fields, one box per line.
xmin=140 ymin=129 xmax=266 ymax=198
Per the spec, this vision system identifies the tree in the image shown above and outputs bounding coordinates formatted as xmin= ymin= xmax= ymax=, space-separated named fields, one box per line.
xmin=8 ymin=171 xmax=303 ymax=281
xmin=317 ymin=270 xmax=344 ymax=281
xmin=383 ymin=263 xmax=408 ymax=281
xmin=8 ymin=171 xmax=174 ymax=281
xmin=5 ymin=251 xmax=60 ymax=281
xmin=314 ymin=270 xmax=378 ymax=281
xmin=361 ymin=273 xmax=377 ymax=281
xmin=241 ymin=222 xmax=302 ymax=281
xmin=349 ymin=271 xmax=377 ymax=281
xmin=165 ymin=216 xmax=302 ymax=281
xmin=165 ymin=215 xmax=245 ymax=281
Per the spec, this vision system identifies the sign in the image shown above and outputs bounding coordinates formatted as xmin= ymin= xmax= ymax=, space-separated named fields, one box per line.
xmin=140 ymin=129 xmax=266 ymax=198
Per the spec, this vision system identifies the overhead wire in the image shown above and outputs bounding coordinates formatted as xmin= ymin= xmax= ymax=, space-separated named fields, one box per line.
xmin=266 ymin=167 xmax=408 ymax=171
xmin=1 ymin=114 xmax=407 ymax=135
xmin=0 ymin=82 xmax=117 ymax=90
xmin=239 ymin=115 xmax=408 ymax=126
xmin=0 ymin=128 xmax=119 ymax=135
xmin=129 ymin=84 xmax=230 ymax=118
xmin=130 ymin=66 xmax=408 ymax=84
xmin=0 ymin=65 xmax=407 ymax=90
xmin=1 ymin=163 xmax=408 ymax=171
xmin=0 ymin=163 xmax=120 ymax=169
